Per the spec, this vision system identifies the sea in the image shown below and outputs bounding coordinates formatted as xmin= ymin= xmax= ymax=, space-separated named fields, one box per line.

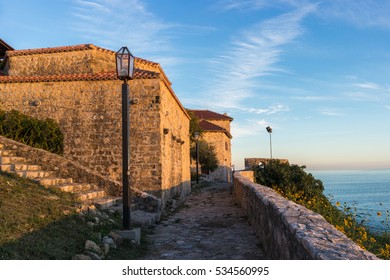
xmin=309 ymin=169 xmax=390 ymax=234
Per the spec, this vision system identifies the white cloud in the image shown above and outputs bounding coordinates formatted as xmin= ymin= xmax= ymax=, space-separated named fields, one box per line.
xmin=71 ymin=0 xmax=173 ymax=55
xmin=199 ymin=4 xmax=317 ymax=111
xmin=231 ymin=119 xmax=270 ymax=138
xmin=318 ymin=0 xmax=390 ymax=29
xmin=353 ymin=82 xmax=381 ymax=90
xmin=320 ymin=108 xmax=344 ymax=117
xmin=214 ymin=0 xmax=310 ymax=11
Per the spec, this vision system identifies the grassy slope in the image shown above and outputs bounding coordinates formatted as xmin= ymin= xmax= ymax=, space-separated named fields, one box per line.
xmin=0 ymin=171 xmax=150 ymax=260
xmin=0 ymin=171 xmax=93 ymax=259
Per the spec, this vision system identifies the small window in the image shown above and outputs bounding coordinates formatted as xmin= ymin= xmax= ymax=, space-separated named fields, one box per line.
xmin=225 ymin=142 xmax=229 ymax=151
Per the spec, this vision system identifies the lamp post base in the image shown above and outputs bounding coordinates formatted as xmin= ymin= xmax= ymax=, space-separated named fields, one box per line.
xmin=115 ymin=228 xmax=141 ymax=245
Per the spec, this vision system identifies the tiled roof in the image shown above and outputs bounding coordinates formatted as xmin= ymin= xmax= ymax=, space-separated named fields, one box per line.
xmin=190 ymin=110 xmax=233 ymax=121
xmin=5 ymin=43 xmax=159 ymax=67
xmin=199 ymin=120 xmax=232 ymax=139
xmin=0 ymin=69 xmax=160 ymax=83
xmin=6 ymin=44 xmax=112 ymax=57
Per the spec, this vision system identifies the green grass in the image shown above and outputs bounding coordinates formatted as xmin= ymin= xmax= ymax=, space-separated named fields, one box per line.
xmin=0 ymin=171 xmax=92 ymax=259
xmin=0 ymin=171 xmax=148 ymax=260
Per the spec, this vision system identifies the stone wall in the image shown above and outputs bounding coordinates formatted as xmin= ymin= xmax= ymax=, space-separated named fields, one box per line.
xmin=0 ymin=79 xmax=124 ymax=181
xmin=5 ymin=45 xmax=115 ymax=76
xmin=233 ymin=171 xmax=379 ymax=260
xmin=0 ymin=135 xmax=161 ymax=212
xmin=160 ymin=81 xmax=191 ymax=206
xmin=244 ymin=158 xmax=289 ymax=170
xmin=201 ymin=131 xmax=231 ymax=182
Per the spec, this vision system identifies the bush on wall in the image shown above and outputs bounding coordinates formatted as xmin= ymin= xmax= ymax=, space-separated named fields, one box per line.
xmin=0 ymin=110 xmax=64 ymax=155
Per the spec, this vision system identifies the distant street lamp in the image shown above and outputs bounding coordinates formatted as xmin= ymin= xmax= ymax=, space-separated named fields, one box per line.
xmin=266 ymin=126 xmax=273 ymax=159
xmin=116 ymin=47 xmax=135 ymax=230
xmin=194 ymin=131 xmax=200 ymax=184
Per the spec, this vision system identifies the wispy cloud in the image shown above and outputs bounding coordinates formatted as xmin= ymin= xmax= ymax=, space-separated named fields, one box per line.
xmin=237 ymin=104 xmax=290 ymax=115
xmin=231 ymin=119 xmax=271 ymax=138
xmin=200 ymin=4 xmax=317 ymax=111
xmin=71 ymin=0 xmax=173 ymax=55
xmin=353 ymin=82 xmax=381 ymax=90
xmin=320 ymin=107 xmax=344 ymax=117
xmin=319 ymin=0 xmax=390 ymax=29
xmin=214 ymin=0 xmax=310 ymax=11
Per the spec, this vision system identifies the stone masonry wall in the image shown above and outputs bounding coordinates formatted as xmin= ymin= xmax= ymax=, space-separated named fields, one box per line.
xmin=0 ymin=135 xmax=161 ymax=212
xmin=201 ymin=131 xmax=231 ymax=182
xmin=0 ymin=79 xmax=123 ymax=182
xmin=6 ymin=46 xmax=115 ymax=76
xmin=233 ymin=171 xmax=379 ymax=260
xmin=160 ymin=81 xmax=191 ymax=207
xmin=244 ymin=158 xmax=289 ymax=170
xmin=0 ymin=78 xmax=189 ymax=206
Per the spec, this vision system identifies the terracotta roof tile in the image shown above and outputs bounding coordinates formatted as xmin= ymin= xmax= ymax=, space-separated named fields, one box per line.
xmin=190 ymin=109 xmax=233 ymax=121
xmin=0 ymin=69 xmax=160 ymax=83
xmin=6 ymin=43 xmax=159 ymax=66
xmin=199 ymin=120 xmax=232 ymax=139
xmin=6 ymin=44 xmax=113 ymax=57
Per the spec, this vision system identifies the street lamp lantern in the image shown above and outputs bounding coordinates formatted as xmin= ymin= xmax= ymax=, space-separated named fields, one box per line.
xmin=116 ymin=47 xmax=135 ymax=80
xmin=116 ymin=46 xmax=135 ymax=230
xmin=266 ymin=126 xmax=273 ymax=159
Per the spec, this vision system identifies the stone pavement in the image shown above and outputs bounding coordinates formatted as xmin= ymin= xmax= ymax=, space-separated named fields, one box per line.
xmin=142 ymin=182 xmax=266 ymax=260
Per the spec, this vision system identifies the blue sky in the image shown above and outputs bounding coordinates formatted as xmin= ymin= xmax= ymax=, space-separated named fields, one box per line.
xmin=1 ymin=0 xmax=390 ymax=170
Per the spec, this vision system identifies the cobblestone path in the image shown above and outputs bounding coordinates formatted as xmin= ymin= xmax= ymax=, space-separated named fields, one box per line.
xmin=142 ymin=182 xmax=266 ymax=260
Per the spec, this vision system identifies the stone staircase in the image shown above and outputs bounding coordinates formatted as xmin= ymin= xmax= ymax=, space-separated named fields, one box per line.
xmin=0 ymin=142 xmax=121 ymax=211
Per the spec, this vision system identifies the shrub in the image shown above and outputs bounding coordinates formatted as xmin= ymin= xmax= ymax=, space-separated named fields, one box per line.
xmin=0 ymin=110 xmax=64 ymax=155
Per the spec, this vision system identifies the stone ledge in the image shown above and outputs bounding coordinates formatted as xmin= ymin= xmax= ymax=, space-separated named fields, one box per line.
xmin=233 ymin=171 xmax=379 ymax=260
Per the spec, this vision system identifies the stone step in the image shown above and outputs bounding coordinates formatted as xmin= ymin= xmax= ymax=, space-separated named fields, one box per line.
xmin=76 ymin=190 xmax=106 ymax=202
xmin=0 ymin=149 xmax=15 ymax=156
xmin=34 ymin=177 xmax=73 ymax=186
xmin=0 ymin=164 xmax=13 ymax=172
xmin=14 ymin=170 xmax=52 ymax=179
xmin=13 ymin=163 xmax=41 ymax=171
xmin=55 ymin=183 xmax=92 ymax=193
xmin=0 ymin=156 xmax=26 ymax=164
xmin=0 ymin=143 xmax=4 ymax=149
xmin=94 ymin=197 xmax=122 ymax=209
xmin=0 ymin=164 xmax=41 ymax=172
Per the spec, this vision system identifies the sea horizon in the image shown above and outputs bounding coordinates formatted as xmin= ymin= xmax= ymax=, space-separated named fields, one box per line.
xmin=310 ymin=169 xmax=390 ymax=233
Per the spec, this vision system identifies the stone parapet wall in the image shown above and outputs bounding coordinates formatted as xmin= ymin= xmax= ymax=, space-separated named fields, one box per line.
xmin=233 ymin=171 xmax=379 ymax=260
xmin=244 ymin=158 xmax=289 ymax=170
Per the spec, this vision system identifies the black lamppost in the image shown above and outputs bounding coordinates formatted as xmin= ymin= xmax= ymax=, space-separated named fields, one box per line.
xmin=116 ymin=47 xmax=135 ymax=230
xmin=194 ymin=131 xmax=200 ymax=184
xmin=266 ymin=126 xmax=273 ymax=159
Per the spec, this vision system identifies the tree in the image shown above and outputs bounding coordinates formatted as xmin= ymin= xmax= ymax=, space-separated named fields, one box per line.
xmin=190 ymin=140 xmax=219 ymax=173
xmin=186 ymin=110 xmax=203 ymax=143
xmin=252 ymin=160 xmax=324 ymax=196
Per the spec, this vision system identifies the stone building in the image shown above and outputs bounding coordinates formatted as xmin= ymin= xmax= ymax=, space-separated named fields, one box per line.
xmin=189 ymin=110 xmax=233 ymax=182
xmin=0 ymin=43 xmax=191 ymax=208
